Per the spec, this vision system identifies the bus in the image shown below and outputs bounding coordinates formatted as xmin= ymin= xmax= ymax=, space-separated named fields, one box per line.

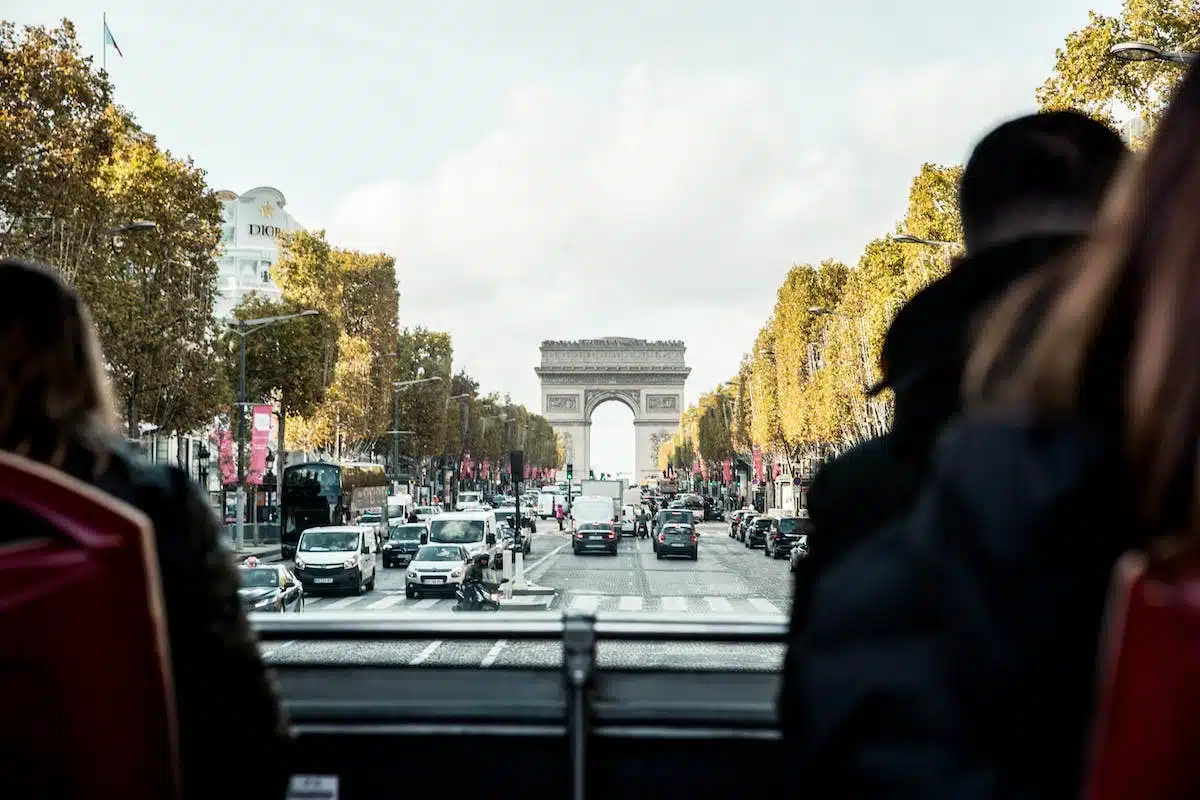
xmin=279 ymin=461 xmax=390 ymax=560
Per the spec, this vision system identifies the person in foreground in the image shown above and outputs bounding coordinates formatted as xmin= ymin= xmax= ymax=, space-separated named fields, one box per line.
xmin=0 ymin=258 xmax=291 ymax=799
xmin=786 ymin=62 xmax=1200 ymax=798
xmin=780 ymin=110 xmax=1127 ymax=750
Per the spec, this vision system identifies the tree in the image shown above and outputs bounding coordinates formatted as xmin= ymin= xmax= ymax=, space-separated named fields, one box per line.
xmin=394 ymin=327 xmax=454 ymax=458
xmin=89 ymin=129 xmax=227 ymax=437
xmin=696 ymin=386 xmax=735 ymax=465
xmin=748 ymin=321 xmax=783 ymax=451
xmin=0 ymin=19 xmax=124 ymax=275
xmin=1036 ymin=1 xmax=1197 ymax=140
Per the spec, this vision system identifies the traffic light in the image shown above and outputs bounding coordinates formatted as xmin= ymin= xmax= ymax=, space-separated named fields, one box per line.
xmin=566 ymin=463 xmax=573 ymax=481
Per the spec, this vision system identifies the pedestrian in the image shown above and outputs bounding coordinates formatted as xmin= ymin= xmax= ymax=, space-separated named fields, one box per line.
xmin=0 ymin=259 xmax=290 ymax=799
xmin=781 ymin=110 xmax=1130 ymax=795
xmin=555 ymin=503 xmax=565 ymax=531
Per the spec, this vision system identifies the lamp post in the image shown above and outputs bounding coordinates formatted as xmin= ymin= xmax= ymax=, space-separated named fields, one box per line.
xmin=195 ymin=444 xmax=210 ymax=491
xmin=888 ymin=233 xmax=956 ymax=247
xmin=224 ymin=310 xmax=320 ymax=551
xmin=446 ymin=394 xmax=470 ymax=509
xmin=1108 ymin=41 xmax=1196 ymax=66
xmin=391 ymin=376 xmax=442 ymax=479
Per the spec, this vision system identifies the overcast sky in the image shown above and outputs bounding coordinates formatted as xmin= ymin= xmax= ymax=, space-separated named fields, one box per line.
xmin=14 ymin=0 xmax=1116 ymax=475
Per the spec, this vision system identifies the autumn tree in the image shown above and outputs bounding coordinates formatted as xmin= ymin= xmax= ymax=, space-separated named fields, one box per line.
xmin=1036 ymin=0 xmax=1198 ymax=140
xmin=0 ymin=19 xmax=123 ymax=275
xmin=393 ymin=327 xmax=454 ymax=458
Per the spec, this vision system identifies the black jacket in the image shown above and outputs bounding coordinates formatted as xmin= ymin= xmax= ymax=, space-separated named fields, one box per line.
xmin=63 ymin=439 xmax=291 ymax=800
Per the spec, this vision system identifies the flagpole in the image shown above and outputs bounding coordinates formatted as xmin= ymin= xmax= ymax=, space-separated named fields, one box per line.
xmin=102 ymin=12 xmax=106 ymax=72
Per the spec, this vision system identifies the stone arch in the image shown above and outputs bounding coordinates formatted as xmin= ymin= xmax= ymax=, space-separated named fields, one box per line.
xmin=536 ymin=338 xmax=689 ymax=484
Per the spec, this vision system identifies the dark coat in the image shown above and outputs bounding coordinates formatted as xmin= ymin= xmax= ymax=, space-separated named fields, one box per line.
xmin=63 ymin=439 xmax=291 ymax=800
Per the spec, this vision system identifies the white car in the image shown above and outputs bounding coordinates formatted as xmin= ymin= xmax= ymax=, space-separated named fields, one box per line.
xmin=413 ymin=505 xmax=442 ymax=521
xmin=292 ymin=525 xmax=377 ymax=596
xmin=405 ymin=543 xmax=469 ymax=599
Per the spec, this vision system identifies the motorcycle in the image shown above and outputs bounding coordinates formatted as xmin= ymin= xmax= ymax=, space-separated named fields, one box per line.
xmin=454 ymin=579 xmax=504 ymax=611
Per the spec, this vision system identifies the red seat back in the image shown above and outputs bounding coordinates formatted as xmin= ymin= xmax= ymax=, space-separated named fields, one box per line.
xmin=0 ymin=450 xmax=180 ymax=799
xmin=1085 ymin=550 xmax=1200 ymax=800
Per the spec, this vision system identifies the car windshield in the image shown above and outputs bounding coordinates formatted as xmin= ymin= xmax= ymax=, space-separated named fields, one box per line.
xmin=415 ymin=507 xmax=437 ymax=516
xmin=579 ymin=522 xmax=610 ymax=531
xmin=754 ymin=518 xmax=773 ymax=530
xmin=298 ymin=531 xmax=359 ymax=552
xmin=415 ymin=545 xmax=464 ymax=562
xmin=778 ymin=518 xmax=811 ymax=535
xmin=429 ymin=519 xmax=485 ymax=543
xmin=359 ymin=512 xmax=381 ymax=523
xmin=389 ymin=525 xmax=424 ymax=541
xmin=660 ymin=511 xmax=691 ymax=523
xmin=239 ymin=568 xmax=279 ymax=588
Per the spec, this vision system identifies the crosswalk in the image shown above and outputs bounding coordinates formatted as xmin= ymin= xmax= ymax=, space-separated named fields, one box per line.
xmin=296 ymin=592 xmax=788 ymax=615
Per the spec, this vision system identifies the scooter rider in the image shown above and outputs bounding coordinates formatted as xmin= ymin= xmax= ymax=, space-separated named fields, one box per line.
xmin=461 ymin=552 xmax=491 ymax=606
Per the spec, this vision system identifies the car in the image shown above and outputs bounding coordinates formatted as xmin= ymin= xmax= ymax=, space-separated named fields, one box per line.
xmin=572 ymin=521 xmax=618 ymax=555
xmin=789 ymin=536 xmax=810 ymax=572
xmin=292 ymin=525 xmax=377 ymax=596
xmin=238 ymin=559 xmax=304 ymax=612
xmin=412 ymin=505 xmax=443 ymax=522
xmin=744 ymin=516 xmax=773 ymax=549
xmin=405 ymin=543 xmax=470 ymax=599
xmin=651 ymin=509 xmax=696 ymax=552
xmin=382 ymin=521 xmax=427 ymax=568
xmin=764 ymin=513 xmax=813 ymax=559
xmin=492 ymin=508 xmax=536 ymax=553
xmin=655 ymin=523 xmax=698 ymax=560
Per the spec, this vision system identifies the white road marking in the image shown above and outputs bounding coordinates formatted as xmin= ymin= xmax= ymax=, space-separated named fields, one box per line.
xmin=571 ymin=594 xmax=602 ymax=612
xmin=617 ymin=596 xmax=643 ymax=611
xmin=366 ymin=595 xmax=406 ymax=610
xmin=409 ymin=641 xmax=441 ymax=665
xmin=661 ymin=596 xmax=687 ymax=612
xmin=303 ymin=597 xmax=324 ymax=607
xmin=480 ymin=640 xmax=507 ymax=667
xmin=322 ymin=595 xmax=366 ymax=610
xmin=260 ymin=640 xmax=295 ymax=660
xmin=748 ymin=598 xmax=782 ymax=614
xmin=410 ymin=597 xmax=441 ymax=610
xmin=705 ymin=596 xmax=734 ymax=612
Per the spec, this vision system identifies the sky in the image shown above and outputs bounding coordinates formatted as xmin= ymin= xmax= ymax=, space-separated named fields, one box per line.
xmin=13 ymin=0 xmax=1117 ymax=476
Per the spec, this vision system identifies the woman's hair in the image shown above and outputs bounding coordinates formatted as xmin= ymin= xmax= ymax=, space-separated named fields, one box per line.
xmin=0 ymin=259 xmax=119 ymax=468
xmin=965 ymin=62 xmax=1200 ymax=531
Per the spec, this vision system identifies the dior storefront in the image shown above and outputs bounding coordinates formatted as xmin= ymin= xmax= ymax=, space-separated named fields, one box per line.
xmin=213 ymin=186 xmax=304 ymax=319
xmin=536 ymin=338 xmax=690 ymax=483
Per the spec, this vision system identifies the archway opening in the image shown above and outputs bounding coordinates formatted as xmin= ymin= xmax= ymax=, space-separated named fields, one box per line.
xmin=588 ymin=400 xmax=635 ymax=482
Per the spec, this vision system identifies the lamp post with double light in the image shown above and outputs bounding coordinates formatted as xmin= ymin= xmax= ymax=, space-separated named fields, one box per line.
xmin=224 ymin=310 xmax=320 ymax=551
xmin=1109 ymin=41 xmax=1197 ymax=66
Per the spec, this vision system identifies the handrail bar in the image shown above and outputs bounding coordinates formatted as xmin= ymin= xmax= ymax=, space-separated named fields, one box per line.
xmin=251 ymin=611 xmax=789 ymax=644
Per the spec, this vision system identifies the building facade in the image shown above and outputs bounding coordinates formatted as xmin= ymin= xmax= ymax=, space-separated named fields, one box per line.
xmin=213 ymin=186 xmax=304 ymax=319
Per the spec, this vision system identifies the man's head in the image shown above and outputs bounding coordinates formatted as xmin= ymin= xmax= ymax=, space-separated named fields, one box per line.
xmin=959 ymin=110 xmax=1127 ymax=254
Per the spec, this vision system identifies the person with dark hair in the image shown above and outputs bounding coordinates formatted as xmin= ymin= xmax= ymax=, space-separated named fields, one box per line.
xmin=779 ymin=110 xmax=1129 ymax=795
xmin=0 ymin=259 xmax=291 ymax=799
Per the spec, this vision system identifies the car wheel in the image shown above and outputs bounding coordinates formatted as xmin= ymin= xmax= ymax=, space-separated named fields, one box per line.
xmin=353 ymin=569 xmax=364 ymax=595
xmin=366 ymin=570 xmax=376 ymax=590
xmin=656 ymin=552 xmax=663 ymax=560
xmin=405 ymin=586 xmax=415 ymax=599
xmin=692 ymin=552 xmax=698 ymax=561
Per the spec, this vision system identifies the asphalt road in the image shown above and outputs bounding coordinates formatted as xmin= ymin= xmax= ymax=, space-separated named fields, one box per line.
xmin=258 ymin=520 xmax=793 ymax=670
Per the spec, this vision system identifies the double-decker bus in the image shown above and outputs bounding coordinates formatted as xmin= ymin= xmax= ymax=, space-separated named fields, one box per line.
xmin=279 ymin=461 xmax=390 ymax=560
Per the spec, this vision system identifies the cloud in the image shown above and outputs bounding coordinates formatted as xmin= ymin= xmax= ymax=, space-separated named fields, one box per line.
xmin=328 ymin=66 xmax=855 ymax=405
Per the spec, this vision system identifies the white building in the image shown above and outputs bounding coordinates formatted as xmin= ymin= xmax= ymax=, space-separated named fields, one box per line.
xmin=213 ymin=186 xmax=304 ymax=319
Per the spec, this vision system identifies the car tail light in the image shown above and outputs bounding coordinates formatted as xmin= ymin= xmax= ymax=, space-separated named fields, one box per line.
xmin=658 ymin=533 xmax=666 ymax=542
xmin=690 ymin=535 xmax=697 ymax=543
xmin=606 ymin=531 xmax=616 ymax=539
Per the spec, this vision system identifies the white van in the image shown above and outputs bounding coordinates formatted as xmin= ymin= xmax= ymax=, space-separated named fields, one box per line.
xmin=569 ymin=495 xmax=617 ymax=532
xmin=454 ymin=491 xmax=484 ymax=512
xmin=292 ymin=525 xmax=377 ymax=596
xmin=427 ymin=510 xmax=500 ymax=561
xmin=537 ymin=488 xmax=562 ymax=520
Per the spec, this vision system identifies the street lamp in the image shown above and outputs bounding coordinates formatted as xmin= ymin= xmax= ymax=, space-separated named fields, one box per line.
xmin=1109 ymin=41 xmax=1196 ymax=65
xmin=224 ymin=309 xmax=320 ymax=550
xmin=445 ymin=394 xmax=471 ymax=509
xmin=390 ymin=376 xmax=442 ymax=479
xmin=107 ymin=220 xmax=158 ymax=235
xmin=888 ymin=233 xmax=955 ymax=247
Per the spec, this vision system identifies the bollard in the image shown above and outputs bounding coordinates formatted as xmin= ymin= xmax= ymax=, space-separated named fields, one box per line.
xmin=501 ymin=549 xmax=514 ymax=599
xmin=513 ymin=550 xmax=526 ymax=590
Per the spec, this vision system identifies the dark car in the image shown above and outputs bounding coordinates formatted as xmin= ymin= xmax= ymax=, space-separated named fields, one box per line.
xmin=382 ymin=522 xmax=426 ymax=568
xmin=728 ymin=509 xmax=749 ymax=537
xmin=764 ymin=515 xmax=813 ymax=559
xmin=736 ymin=512 xmax=759 ymax=542
xmin=238 ymin=563 xmax=304 ymax=613
xmin=655 ymin=523 xmax=698 ymax=561
xmin=493 ymin=508 xmax=536 ymax=553
xmin=573 ymin=521 xmax=618 ymax=555
xmin=744 ymin=516 xmax=773 ymax=549
xmin=652 ymin=509 xmax=696 ymax=552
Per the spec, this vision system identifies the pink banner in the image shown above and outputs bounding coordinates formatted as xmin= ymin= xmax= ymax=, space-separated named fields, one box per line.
xmin=246 ymin=404 xmax=272 ymax=485
xmin=722 ymin=459 xmax=732 ymax=483
xmin=215 ymin=420 xmax=236 ymax=485
xmin=752 ymin=447 xmax=764 ymax=481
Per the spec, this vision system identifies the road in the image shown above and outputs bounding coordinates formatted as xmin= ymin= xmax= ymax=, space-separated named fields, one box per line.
xmin=258 ymin=520 xmax=792 ymax=670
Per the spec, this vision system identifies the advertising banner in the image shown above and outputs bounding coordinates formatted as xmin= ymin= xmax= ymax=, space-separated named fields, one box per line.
xmin=722 ymin=459 xmax=732 ymax=483
xmin=246 ymin=404 xmax=273 ymax=485
xmin=216 ymin=419 xmax=236 ymax=486
xmin=752 ymin=447 xmax=764 ymax=481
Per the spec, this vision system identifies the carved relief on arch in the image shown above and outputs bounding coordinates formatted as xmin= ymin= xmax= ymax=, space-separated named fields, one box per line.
xmin=545 ymin=394 xmax=580 ymax=413
xmin=584 ymin=389 xmax=641 ymax=418
xmin=646 ymin=394 xmax=679 ymax=412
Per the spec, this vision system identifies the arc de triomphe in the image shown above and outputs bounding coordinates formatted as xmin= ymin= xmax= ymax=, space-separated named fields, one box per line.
xmin=536 ymin=338 xmax=690 ymax=484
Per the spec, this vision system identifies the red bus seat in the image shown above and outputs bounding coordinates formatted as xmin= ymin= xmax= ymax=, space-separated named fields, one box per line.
xmin=1085 ymin=550 xmax=1200 ymax=800
xmin=0 ymin=450 xmax=180 ymax=799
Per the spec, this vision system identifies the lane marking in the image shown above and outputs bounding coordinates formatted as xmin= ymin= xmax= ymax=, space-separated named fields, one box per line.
xmin=303 ymin=597 xmax=324 ymax=607
xmin=322 ymin=595 xmax=366 ymax=610
xmin=411 ymin=597 xmax=442 ymax=610
xmin=749 ymin=598 xmax=782 ymax=614
xmin=366 ymin=595 xmax=405 ymax=610
xmin=705 ymin=596 xmax=733 ymax=612
xmin=523 ymin=544 xmax=566 ymax=581
xmin=480 ymin=640 xmax=507 ymax=667
xmin=617 ymin=596 xmax=643 ymax=611
xmin=571 ymin=594 xmax=601 ymax=612
xmin=409 ymin=640 xmax=441 ymax=665
xmin=261 ymin=640 xmax=295 ymax=660
xmin=661 ymin=596 xmax=687 ymax=612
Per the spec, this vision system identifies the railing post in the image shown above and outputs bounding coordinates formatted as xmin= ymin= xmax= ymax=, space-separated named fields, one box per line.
xmin=563 ymin=612 xmax=596 ymax=800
